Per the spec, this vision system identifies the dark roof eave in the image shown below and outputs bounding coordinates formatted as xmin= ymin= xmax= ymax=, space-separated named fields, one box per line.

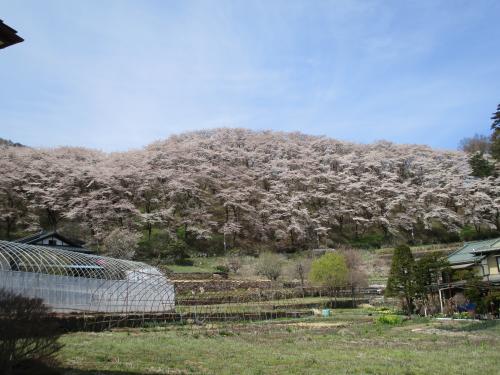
xmin=0 ymin=20 xmax=23 ymax=49
xmin=14 ymin=231 xmax=85 ymax=248
xmin=448 ymin=257 xmax=485 ymax=266
xmin=472 ymin=248 xmax=500 ymax=255
xmin=13 ymin=230 xmax=46 ymax=244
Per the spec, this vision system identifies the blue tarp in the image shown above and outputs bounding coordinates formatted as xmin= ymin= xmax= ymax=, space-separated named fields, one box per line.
xmin=458 ymin=303 xmax=476 ymax=312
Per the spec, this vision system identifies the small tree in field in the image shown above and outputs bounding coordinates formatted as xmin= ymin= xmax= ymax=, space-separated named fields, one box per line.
xmin=309 ymin=252 xmax=348 ymax=307
xmin=294 ymin=258 xmax=312 ymax=295
xmin=385 ymin=244 xmax=416 ymax=315
xmin=103 ymin=228 xmax=140 ymax=260
xmin=340 ymin=248 xmax=368 ymax=307
xmin=255 ymin=252 xmax=284 ymax=281
xmin=226 ymin=255 xmax=242 ymax=274
xmin=0 ymin=289 xmax=62 ymax=375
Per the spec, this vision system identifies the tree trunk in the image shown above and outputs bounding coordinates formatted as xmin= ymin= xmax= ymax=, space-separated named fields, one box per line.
xmin=474 ymin=222 xmax=481 ymax=234
xmin=147 ymin=222 xmax=152 ymax=241
xmin=405 ymin=295 xmax=413 ymax=316
xmin=331 ymin=288 xmax=337 ymax=309
xmin=495 ymin=210 xmax=499 ymax=232
xmin=337 ymin=217 xmax=344 ymax=234
xmin=47 ymin=208 xmax=58 ymax=231
xmin=6 ymin=218 xmax=13 ymax=240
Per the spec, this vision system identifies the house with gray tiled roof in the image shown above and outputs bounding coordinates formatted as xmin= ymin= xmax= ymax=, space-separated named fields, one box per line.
xmin=447 ymin=237 xmax=500 ymax=283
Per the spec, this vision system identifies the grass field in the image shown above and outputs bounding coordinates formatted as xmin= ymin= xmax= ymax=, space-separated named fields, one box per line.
xmin=57 ymin=310 xmax=500 ymax=375
xmin=175 ymin=296 xmax=365 ymax=314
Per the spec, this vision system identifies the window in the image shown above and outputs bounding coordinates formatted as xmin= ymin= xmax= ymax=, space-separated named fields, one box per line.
xmin=48 ymin=239 xmax=57 ymax=246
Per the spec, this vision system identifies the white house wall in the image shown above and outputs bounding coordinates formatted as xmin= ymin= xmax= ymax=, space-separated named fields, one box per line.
xmin=37 ymin=236 xmax=67 ymax=246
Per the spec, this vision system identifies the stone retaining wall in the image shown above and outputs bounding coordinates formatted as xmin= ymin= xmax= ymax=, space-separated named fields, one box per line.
xmin=174 ymin=279 xmax=273 ymax=294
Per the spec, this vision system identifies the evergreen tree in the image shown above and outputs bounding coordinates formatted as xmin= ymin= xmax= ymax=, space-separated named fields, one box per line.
xmin=385 ymin=244 xmax=415 ymax=315
xmin=492 ymin=132 xmax=500 ymax=162
xmin=492 ymin=131 xmax=500 ymax=160
xmin=469 ymin=152 xmax=495 ymax=177
xmin=491 ymin=104 xmax=500 ymax=162
xmin=414 ymin=253 xmax=449 ymax=313
xmin=491 ymin=104 xmax=500 ymax=131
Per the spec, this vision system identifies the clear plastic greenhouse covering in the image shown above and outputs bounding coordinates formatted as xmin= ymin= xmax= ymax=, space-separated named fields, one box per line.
xmin=0 ymin=240 xmax=175 ymax=313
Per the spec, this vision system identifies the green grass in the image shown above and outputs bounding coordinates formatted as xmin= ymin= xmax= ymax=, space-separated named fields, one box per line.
xmin=175 ymin=296 xmax=352 ymax=314
xmin=165 ymin=256 xmax=229 ymax=273
xmin=57 ymin=311 xmax=500 ymax=375
xmin=375 ymin=242 xmax=461 ymax=256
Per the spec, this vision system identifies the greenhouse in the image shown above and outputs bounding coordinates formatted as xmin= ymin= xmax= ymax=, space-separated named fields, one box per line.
xmin=0 ymin=240 xmax=175 ymax=314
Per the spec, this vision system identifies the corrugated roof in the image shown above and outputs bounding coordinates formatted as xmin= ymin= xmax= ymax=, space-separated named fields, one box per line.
xmin=447 ymin=237 xmax=500 ymax=265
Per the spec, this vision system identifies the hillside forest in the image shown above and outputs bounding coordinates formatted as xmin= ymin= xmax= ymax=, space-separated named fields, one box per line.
xmin=1 ymin=127 xmax=499 ymax=261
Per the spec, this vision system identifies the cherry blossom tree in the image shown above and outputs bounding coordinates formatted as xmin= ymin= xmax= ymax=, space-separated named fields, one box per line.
xmin=0 ymin=128 xmax=498 ymax=253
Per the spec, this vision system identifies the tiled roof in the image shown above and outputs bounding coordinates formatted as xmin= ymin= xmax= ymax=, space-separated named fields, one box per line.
xmin=14 ymin=230 xmax=80 ymax=247
xmin=14 ymin=230 xmax=48 ymax=244
xmin=447 ymin=237 xmax=500 ymax=265
xmin=13 ymin=230 xmax=93 ymax=254
xmin=471 ymin=238 xmax=500 ymax=254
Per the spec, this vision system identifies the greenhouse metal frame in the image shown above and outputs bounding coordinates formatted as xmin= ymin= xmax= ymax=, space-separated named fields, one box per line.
xmin=0 ymin=240 xmax=175 ymax=314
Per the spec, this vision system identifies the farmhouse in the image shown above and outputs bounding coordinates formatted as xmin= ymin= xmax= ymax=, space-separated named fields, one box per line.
xmin=14 ymin=230 xmax=94 ymax=254
xmin=433 ymin=238 xmax=500 ymax=315
xmin=446 ymin=237 xmax=500 ymax=283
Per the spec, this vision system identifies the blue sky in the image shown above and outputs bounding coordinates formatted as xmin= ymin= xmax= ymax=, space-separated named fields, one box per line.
xmin=1 ymin=0 xmax=499 ymax=151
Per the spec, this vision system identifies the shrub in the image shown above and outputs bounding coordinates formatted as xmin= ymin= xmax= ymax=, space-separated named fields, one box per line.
xmin=103 ymin=228 xmax=140 ymax=259
xmin=0 ymin=289 xmax=63 ymax=375
xmin=174 ymin=257 xmax=194 ymax=266
xmin=376 ymin=314 xmax=404 ymax=325
xmin=460 ymin=226 xmax=500 ymax=242
xmin=215 ymin=264 xmax=230 ymax=273
xmin=349 ymin=233 xmax=385 ymax=249
xmin=225 ymin=255 xmax=242 ymax=273
xmin=255 ymin=252 xmax=285 ymax=281
xmin=452 ymin=312 xmax=472 ymax=319
xmin=484 ymin=291 xmax=500 ymax=316
xmin=136 ymin=229 xmax=171 ymax=260
xmin=371 ymin=307 xmax=395 ymax=314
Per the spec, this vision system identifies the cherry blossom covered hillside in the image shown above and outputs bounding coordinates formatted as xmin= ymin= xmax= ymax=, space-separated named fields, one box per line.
xmin=1 ymin=129 xmax=498 ymax=253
